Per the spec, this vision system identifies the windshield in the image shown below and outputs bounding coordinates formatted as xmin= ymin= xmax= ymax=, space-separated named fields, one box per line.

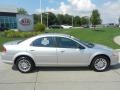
xmin=72 ymin=37 xmax=95 ymax=48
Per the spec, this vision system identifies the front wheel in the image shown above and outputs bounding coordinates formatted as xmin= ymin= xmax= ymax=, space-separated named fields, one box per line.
xmin=91 ymin=56 xmax=110 ymax=72
xmin=16 ymin=56 xmax=35 ymax=73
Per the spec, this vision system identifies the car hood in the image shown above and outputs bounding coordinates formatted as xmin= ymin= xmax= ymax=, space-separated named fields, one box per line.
xmin=4 ymin=40 xmax=22 ymax=45
xmin=93 ymin=44 xmax=113 ymax=51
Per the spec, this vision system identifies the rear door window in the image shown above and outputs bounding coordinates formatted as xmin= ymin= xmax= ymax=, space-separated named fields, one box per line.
xmin=32 ymin=37 xmax=55 ymax=47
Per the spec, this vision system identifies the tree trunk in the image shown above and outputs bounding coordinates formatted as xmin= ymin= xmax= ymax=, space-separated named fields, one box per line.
xmin=93 ymin=25 xmax=96 ymax=30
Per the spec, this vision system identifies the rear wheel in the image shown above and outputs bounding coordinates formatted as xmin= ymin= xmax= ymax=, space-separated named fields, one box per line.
xmin=91 ymin=56 xmax=110 ymax=72
xmin=16 ymin=56 xmax=35 ymax=73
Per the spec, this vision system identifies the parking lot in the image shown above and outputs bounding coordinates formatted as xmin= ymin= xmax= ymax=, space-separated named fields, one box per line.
xmin=0 ymin=52 xmax=120 ymax=90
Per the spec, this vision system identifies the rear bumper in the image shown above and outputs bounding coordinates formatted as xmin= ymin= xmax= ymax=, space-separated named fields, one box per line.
xmin=1 ymin=59 xmax=13 ymax=64
xmin=1 ymin=52 xmax=14 ymax=65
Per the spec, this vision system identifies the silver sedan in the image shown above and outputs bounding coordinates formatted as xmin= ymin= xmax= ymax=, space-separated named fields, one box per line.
xmin=1 ymin=33 xmax=119 ymax=73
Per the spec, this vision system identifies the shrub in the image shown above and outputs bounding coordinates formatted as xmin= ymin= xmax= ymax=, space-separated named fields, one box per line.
xmin=4 ymin=30 xmax=16 ymax=38
xmin=34 ymin=23 xmax=46 ymax=32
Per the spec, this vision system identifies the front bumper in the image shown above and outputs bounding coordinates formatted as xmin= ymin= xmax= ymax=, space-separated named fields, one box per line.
xmin=110 ymin=54 xmax=119 ymax=65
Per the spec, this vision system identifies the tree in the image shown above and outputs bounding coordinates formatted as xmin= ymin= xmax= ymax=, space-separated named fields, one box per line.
xmin=57 ymin=14 xmax=65 ymax=25
xmin=33 ymin=12 xmax=58 ymax=26
xmin=46 ymin=12 xmax=58 ymax=26
xmin=81 ymin=16 xmax=89 ymax=25
xmin=90 ymin=9 xmax=101 ymax=30
xmin=17 ymin=8 xmax=28 ymax=15
xmin=74 ymin=16 xmax=81 ymax=26
xmin=33 ymin=14 xmax=40 ymax=24
xmin=64 ymin=14 xmax=73 ymax=25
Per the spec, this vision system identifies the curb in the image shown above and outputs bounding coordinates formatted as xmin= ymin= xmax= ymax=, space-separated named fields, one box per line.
xmin=115 ymin=49 xmax=120 ymax=52
xmin=114 ymin=36 xmax=120 ymax=46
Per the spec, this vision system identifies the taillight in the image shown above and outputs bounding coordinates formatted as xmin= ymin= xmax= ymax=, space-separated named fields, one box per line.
xmin=1 ymin=46 xmax=6 ymax=52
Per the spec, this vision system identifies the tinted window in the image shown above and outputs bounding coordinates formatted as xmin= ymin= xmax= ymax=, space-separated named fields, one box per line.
xmin=73 ymin=38 xmax=94 ymax=48
xmin=56 ymin=37 xmax=79 ymax=48
xmin=32 ymin=37 xmax=54 ymax=47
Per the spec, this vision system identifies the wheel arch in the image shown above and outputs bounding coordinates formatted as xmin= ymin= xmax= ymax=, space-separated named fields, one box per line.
xmin=14 ymin=54 xmax=35 ymax=66
xmin=90 ymin=54 xmax=111 ymax=66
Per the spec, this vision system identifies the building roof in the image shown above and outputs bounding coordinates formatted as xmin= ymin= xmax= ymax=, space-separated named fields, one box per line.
xmin=0 ymin=6 xmax=17 ymax=13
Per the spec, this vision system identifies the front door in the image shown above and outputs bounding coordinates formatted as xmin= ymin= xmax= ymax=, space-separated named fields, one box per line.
xmin=55 ymin=37 xmax=86 ymax=65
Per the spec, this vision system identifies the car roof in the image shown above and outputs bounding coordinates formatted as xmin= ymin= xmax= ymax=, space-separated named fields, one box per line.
xmin=37 ymin=33 xmax=71 ymax=38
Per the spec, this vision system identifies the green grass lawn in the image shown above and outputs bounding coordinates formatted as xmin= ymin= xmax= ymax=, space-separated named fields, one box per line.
xmin=0 ymin=27 xmax=120 ymax=51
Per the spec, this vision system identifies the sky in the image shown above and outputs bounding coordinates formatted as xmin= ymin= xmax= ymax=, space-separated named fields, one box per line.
xmin=0 ymin=0 xmax=120 ymax=24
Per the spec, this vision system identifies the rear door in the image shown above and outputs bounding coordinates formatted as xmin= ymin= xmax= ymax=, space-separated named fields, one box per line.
xmin=28 ymin=37 xmax=57 ymax=65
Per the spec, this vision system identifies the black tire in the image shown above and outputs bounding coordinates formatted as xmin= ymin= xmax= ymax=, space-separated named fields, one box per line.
xmin=91 ymin=56 xmax=110 ymax=72
xmin=16 ymin=56 xmax=35 ymax=73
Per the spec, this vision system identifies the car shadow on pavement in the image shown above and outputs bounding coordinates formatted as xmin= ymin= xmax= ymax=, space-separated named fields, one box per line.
xmin=12 ymin=65 xmax=40 ymax=73
xmin=110 ymin=63 xmax=120 ymax=70
xmin=12 ymin=65 xmax=90 ymax=72
xmin=37 ymin=67 xmax=91 ymax=72
xmin=12 ymin=64 xmax=120 ymax=73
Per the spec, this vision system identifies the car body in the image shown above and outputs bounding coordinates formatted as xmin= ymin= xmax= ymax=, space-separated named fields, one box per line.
xmin=81 ymin=25 xmax=89 ymax=28
xmin=1 ymin=33 xmax=119 ymax=73
xmin=0 ymin=27 xmax=9 ymax=32
xmin=49 ymin=25 xmax=63 ymax=29
xmin=61 ymin=25 xmax=72 ymax=29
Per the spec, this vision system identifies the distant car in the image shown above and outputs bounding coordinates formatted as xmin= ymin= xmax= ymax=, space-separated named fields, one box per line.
xmin=0 ymin=27 xmax=9 ymax=32
xmin=1 ymin=33 xmax=119 ymax=73
xmin=106 ymin=23 xmax=116 ymax=27
xmin=61 ymin=25 xmax=73 ymax=29
xmin=81 ymin=25 xmax=89 ymax=28
xmin=49 ymin=25 xmax=63 ymax=29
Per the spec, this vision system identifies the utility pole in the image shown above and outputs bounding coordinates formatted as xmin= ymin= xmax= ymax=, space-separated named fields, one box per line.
xmin=119 ymin=17 xmax=120 ymax=25
xmin=46 ymin=12 xmax=49 ymax=29
xmin=40 ymin=0 xmax=42 ymax=24
xmin=72 ymin=16 xmax=74 ymax=27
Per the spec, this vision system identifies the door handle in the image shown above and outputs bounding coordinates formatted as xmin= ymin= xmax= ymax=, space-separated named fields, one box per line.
xmin=30 ymin=50 xmax=35 ymax=51
xmin=60 ymin=50 xmax=65 ymax=53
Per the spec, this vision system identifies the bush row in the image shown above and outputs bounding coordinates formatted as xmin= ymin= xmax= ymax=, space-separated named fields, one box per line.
xmin=4 ymin=30 xmax=42 ymax=38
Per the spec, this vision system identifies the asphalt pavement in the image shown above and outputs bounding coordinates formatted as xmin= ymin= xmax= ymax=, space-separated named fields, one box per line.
xmin=0 ymin=52 xmax=120 ymax=90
